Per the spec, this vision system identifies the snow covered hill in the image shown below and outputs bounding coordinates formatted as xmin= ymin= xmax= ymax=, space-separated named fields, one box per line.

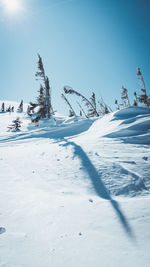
xmin=0 ymin=103 xmax=150 ymax=267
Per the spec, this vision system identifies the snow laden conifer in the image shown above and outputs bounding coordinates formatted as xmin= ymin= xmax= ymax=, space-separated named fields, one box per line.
xmin=137 ymin=67 xmax=150 ymax=107
xmin=8 ymin=117 xmax=22 ymax=131
xmin=63 ymin=86 xmax=99 ymax=117
xmin=30 ymin=54 xmax=53 ymax=122
xmin=17 ymin=100 xmax=23 ymax=113
xmin=61 ymin=93 xmax=76 ymax=117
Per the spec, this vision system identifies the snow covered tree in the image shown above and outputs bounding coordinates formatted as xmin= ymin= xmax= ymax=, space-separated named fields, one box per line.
xmin=63 ymin=86 xmax=99 ymax=117
xmin=8 ymin=117 xmax=22 ymax=131
xmin=61 ymin=93 xmax=76 ymax=117
xmin=137 ymin=67 xmax=150 ymax=107
xmin=17 ymin=100 xmax=23 ymax=113
xmin=31 ymin=54 xmax=53 ymax=121
xmin=121 ymin=86 xmax=130 ymax=107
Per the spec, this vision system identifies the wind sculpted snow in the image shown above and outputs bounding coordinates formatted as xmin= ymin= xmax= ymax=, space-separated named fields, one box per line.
xmin=0 ymin=104 xmax=150 ymax=267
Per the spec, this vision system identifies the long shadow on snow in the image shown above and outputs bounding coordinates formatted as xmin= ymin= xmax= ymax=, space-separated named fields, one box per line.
xmin=62 ymin=140 xmax=135 ymax=240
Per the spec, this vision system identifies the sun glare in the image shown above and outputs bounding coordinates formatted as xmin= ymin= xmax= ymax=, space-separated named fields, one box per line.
xmin=2 ymin=0 xmax=23 ymax=14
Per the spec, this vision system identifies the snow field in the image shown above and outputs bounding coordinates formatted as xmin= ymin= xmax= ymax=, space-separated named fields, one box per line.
xmin=0 ymin=104 xmax=150 ymax=266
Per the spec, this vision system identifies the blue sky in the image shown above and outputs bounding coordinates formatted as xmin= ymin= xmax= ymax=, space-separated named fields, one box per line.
xmin=0 ymin=0 xmax=150 ymax=114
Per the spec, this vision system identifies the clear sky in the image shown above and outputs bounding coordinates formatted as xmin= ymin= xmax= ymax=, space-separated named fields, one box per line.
xmin=0 ymin=0 xmax=150 ymax=114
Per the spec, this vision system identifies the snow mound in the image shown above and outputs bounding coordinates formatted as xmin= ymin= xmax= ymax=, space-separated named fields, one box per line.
xmin=106 ymin=106 xmax=150 ymax=144
xmin=90 ymin=106 xmax=150 ymax=145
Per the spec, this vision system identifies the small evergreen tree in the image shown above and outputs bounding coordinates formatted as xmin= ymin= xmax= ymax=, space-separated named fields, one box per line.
xmin=121 ymin=86 xmax=130 ymax=107
xmin=8 ymin=117 xmax=22 ymax=131
xmin=6 ymin=105 xmax=11 ymax=113
xmin=137 ymin=67 xmax=150 ymax=107
xmin=133 ymin=92 xmax=138 ymax=106
xmin=115 ymin=99 xmax=120 ymax=110
xmin=17 ymin=100 xmax=23 ymax=113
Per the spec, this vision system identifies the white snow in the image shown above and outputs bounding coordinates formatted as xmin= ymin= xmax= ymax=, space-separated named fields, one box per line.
xmin=0 ymin=103 xmax=150 ymax=267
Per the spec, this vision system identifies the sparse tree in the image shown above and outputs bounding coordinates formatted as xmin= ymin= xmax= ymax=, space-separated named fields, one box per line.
xmin=115 ymin=99 xmax=120 ymax=110
xmin=80 ymin=110 xmax=82 ymax=117
xmin=133 ymin=92 xmax=138 ymax=106
xmin=137 ymin=67 xmax=150 ymax=107
xmin=121 ymin=86 xmax=130 ymax=107
xmin=6 ymin=105 xmax=11 ymax=113
xmin=8 ymin=117 xmax=22 ymax=131
xmin=17 ymin=100 xmax=23 ymax=113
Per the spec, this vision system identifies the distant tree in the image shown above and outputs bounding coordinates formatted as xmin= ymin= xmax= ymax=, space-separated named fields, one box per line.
xmin=137 ymin=67 xmax=150 ymax=107
xmin=6 ymin=105 xmax=11 ymax=113
xmin=61 ymin=93 xmax=76 ymax=117
xmin=8 ymin=117 xmax=22 ymax=131
xmin=133 ymin=92 xmax=138 ymax=106
xmin=1 ymin=102 xmax=5 ymax=112
xmin=115 ymin=99 xmax=120 ymax=110
xmin=80 ymin=110 xmax=82 ymax=117
xmin=17 ymin=100 xmax=23 ymax=113
xmin=64 ymin=86 xmax=99 ymax=117
xmin=121 ymin=86 xmax=130 ymax=107
xmin=11 ymin=106 xmax=14 ymax=112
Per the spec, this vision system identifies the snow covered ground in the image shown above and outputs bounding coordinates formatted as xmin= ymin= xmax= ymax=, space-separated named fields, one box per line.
xmin=0 ymin=102 xmax=150 ymax=267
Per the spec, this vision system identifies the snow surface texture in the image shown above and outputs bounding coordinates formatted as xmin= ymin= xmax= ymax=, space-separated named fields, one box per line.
xmin=0 ymin=102 xmax=150 ymax=267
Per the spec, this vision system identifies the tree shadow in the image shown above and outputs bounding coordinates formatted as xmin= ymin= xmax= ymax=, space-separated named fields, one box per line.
xmin=62 ymin=140 xmax=135 ymax=240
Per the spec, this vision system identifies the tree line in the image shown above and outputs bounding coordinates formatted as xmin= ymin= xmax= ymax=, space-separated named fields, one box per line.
xmin=1 ymin=54 xmax=149 ymax=131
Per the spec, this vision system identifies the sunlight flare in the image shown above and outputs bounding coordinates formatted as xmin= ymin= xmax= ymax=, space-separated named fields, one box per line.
xmin=1 ymin=0 xmax=23 ymax=14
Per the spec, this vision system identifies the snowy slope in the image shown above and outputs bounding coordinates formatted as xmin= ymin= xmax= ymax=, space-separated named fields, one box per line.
xmin=0 ymin=104 xmax=150 ymax=267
